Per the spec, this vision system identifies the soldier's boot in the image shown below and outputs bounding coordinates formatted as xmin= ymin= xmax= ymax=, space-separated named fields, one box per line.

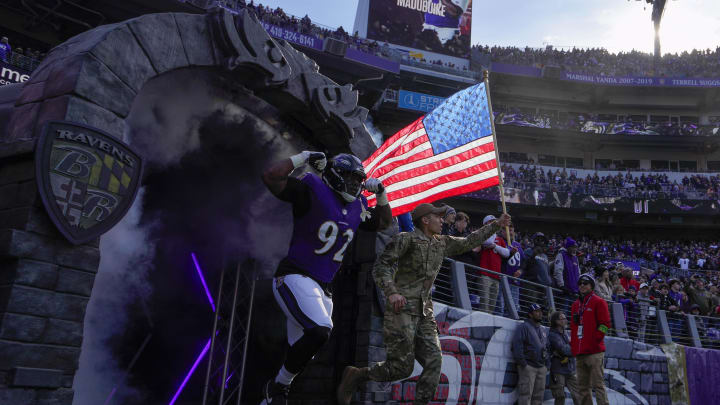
xmin=336 ymin=366 xmax=370 ymax=405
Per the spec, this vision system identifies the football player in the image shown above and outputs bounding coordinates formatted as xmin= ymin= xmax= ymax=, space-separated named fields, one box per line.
xmin=260 ymin=151 xmax=392 ymax=404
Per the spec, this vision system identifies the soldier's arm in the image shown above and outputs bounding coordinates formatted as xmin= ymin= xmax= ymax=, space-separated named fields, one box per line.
xmin=372 ymin=232 xmax=412 ymax=297
xmin=443 ymin=220 xmax=503 ymax=257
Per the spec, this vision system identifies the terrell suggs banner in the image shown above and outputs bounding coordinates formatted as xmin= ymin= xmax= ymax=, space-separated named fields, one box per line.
xmin=467 ymin=186 xmax=720 ymax=216
xmin=367 ymin=0 xmax=472 ymax=58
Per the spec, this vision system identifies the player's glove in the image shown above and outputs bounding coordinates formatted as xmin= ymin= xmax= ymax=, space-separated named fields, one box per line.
xmin=364 ymin=178 xmax=388 ymax=206
xmin=290 ymin=151 xmax=327 ymax=171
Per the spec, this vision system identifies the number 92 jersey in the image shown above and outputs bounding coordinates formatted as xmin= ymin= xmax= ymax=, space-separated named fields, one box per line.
xmin=278 ymin=172 xmax=376 ymax=283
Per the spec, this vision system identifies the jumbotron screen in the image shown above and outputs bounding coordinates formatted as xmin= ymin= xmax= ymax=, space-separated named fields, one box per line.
xmin=367 ymin=0 xmax=472 ymax=58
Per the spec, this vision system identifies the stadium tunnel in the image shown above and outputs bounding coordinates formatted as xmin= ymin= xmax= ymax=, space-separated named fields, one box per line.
xmin=0 ymin=8 xmax=377 ymax=405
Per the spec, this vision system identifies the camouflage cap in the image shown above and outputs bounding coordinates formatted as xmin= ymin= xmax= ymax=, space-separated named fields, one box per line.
xmin=411 ymin=203 xmax=449 ymax=222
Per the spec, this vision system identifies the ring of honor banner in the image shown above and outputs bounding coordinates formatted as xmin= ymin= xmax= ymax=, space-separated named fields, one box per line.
xmin=367 ymin=0 xmax=472 ymax=58
xmin=467 ymin=186 xmax=720 ymax=216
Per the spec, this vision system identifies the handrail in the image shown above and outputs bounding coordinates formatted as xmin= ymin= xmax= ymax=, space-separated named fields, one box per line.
xmin=439 ymin=258 xmax=716 ymax=349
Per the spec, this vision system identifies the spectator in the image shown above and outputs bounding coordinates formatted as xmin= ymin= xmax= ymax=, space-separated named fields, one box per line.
xmin=691 ymin=304 xmax=706 ymax=338
xmin=441 ymin=206 xmax=456 ymax=235
xmin=685 ymin=277 xmax=712 ymax=316
xmin=448 ymin=212 xmax=475 ymax=264
xmin=593 ymin=266 xmax=613 ymax=301
xmin=502 ymin=224 xmax=524 ymax=317
xmin=554 ymin=237 xmax=581 ymax=295
xmin=548 ymin=311 xmax=581 ymax=405
xmin=678 ymin=253 xmax=690 ymax=270
xmin=570 ymin=274 xmax=610 ymax=405
xmin=524 ymin=232 xmax=553 ymax=303
xmin=619 ymin=267 xmax=640 ymax=292
xmin=512 ymin=303 xmax=549 ymax=405
xmin=637 ymin=283 xmax=651 ymax=342
xmin=476 ymin=215 xmax=510 ymax=313
xmin=0 ymin=37 xmax=10 ymax=62
xmin=668 ymin=279 xmax=683 ymax=312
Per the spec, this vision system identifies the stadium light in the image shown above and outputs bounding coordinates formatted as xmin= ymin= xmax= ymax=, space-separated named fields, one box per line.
xmin=191 ymin=252 xmax=216 ymax=312
xmin=168 ymin=338 xmax=211 ymax=405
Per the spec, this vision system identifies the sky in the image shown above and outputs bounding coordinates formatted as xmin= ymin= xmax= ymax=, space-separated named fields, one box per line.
xmin=249 ymin=0 xmax=720 ymax=54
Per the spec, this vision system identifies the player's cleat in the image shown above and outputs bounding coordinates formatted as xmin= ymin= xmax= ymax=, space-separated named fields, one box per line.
xmin=336 ymin=366 xmax=369 ymax=405
xmin=259 ymin=380 xmax=289 ymax=405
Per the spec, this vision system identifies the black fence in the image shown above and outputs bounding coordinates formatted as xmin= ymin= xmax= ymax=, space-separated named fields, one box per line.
xmin=434 ymin=258 xmax=720 ymax=348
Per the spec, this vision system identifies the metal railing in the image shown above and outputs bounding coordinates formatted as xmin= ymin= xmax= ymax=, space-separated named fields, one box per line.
xmin=5 ymin=52 xmax=41 ymax=72
xmin=439 ymin=258 xmax=720 ymax=348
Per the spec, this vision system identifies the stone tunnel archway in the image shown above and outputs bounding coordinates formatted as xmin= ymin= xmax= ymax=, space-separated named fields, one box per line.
xmin=0 ymin=8 xmax=376 ymax=404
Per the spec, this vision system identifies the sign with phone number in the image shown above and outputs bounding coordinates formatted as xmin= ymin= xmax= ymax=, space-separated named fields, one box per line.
xmin=261 ymin=22 xmax=323 ymax=51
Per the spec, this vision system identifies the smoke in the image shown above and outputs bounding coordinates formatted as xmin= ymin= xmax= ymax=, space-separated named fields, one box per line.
xmin=73 ymin=68 xmax=300 ymax=404
xmin=364 ymin=113 xmax=385 ymax=148
xmin=72 ymin=189 xmax=155 ymax=405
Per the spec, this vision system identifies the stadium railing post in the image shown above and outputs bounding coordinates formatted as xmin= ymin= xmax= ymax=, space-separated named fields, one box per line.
xmin=656 ymin=310 xmax=674 ymax=344
xmin=544 ymin=286 xmax=556 ymax=313
xmin=686 ymin=315 xmax=703 ymax=348
xmin=500 ymin=275 xmax=519 ymax=320
xmin=449 ymin=259 xmax=472 ymax=311
xmin=610 ymin=302 xmax=629 ymax=339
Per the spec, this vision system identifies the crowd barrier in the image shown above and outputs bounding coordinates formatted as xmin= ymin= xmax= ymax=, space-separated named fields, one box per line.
xmin=433 ymin=259 xmax=720 ymax=350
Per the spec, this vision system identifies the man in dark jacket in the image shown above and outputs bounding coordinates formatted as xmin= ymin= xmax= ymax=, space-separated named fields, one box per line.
xmin=548 ymin=311 xmax=581 ymax=405
xmin=512 ymin=303 xmax=548 ymax=405
xmin=570 ymin=274 xmax=610 ymax=405
xmin=524 ymin=233 xmax=552 ymax=306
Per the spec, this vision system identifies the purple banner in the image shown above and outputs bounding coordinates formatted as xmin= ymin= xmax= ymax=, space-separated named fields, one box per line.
xmin=563 ymin=71 xmax=720 ymax=87
xmin=261 ymin=22 xmax=323 ymax=51
xmin=686 ymin=346 xmax=720 ymax=404
xmin=490 ymin=62 xmax=541 ymax=77
xmin=345 ymin=48 xmax=400 ymax=73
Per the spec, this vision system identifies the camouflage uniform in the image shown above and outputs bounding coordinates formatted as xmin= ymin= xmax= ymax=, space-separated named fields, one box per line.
xmin=369 ymin=222 xmax=501 ymax=404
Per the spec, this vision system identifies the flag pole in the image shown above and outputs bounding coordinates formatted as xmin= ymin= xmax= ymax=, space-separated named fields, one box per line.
xmin=482 ymin=70 xmax=512 ymax=244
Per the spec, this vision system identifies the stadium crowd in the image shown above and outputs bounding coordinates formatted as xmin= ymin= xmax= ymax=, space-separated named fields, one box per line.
xmin=0 ymin=35 xmax=45 ymax=72
xmin=439 ymin=210 xmax=720 ymax=344
xmin=493 ymin=107 xmax=720 ymax=136
xmin=501 ymin=164 xmax=720 ymax=200
xmin=474 ymin=45 xmax=720 ymax=78
xmin=217 ymin=1 xmax=720 ymax=80
xmin=231 ymin=1 xmax=387 ymax=55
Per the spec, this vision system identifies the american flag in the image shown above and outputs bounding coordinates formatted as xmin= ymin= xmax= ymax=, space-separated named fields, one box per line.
xmin=363 ymin=82 xmax=499 ymax=216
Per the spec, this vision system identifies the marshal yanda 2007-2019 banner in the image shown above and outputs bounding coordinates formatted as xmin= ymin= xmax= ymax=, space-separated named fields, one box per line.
xmin=367 ymin=0 xmax=472 ymax=58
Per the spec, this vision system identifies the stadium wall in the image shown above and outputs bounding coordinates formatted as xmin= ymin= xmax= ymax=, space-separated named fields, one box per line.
xmin=359 ymin=302 xmax=680 ymax=405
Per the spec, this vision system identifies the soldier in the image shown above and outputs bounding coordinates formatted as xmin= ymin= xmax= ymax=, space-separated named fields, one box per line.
xmin=337 ymin=203 xmax=511 ymax=405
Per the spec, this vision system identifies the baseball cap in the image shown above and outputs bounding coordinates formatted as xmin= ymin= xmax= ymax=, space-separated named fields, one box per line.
xmin=578 ymin=273 xmax=595 ymax=288
xmin=527 ymin=303 xmax=543 ymax=314
xmin=411 ymin=203 xmax=449 ymax=222
xmin=640 ymin=283 xmax=649 ymax=289
xmin=483 ymin=215 xmax=496 ymax=225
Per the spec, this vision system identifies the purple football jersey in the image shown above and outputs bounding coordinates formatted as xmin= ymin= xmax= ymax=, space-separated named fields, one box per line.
xmin=285 ymin=173 xmax=367 ymax=282
xmin=506 ymin=241 xmax=524 ymax=274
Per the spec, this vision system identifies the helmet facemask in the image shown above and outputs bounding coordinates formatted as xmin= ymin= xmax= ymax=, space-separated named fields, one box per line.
xmin=323 ymin=154 xmax=366 ymax=202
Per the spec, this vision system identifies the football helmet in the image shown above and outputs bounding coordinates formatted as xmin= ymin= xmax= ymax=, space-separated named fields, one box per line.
xmin=323 ymin=153 xmax=366 ymax=202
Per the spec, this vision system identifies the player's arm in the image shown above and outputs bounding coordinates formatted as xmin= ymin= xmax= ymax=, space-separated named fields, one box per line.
xmin=262 ymin=151 xmax=326 ymax=197
xmin=363 ymin=178 xmax=392 ymax=231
